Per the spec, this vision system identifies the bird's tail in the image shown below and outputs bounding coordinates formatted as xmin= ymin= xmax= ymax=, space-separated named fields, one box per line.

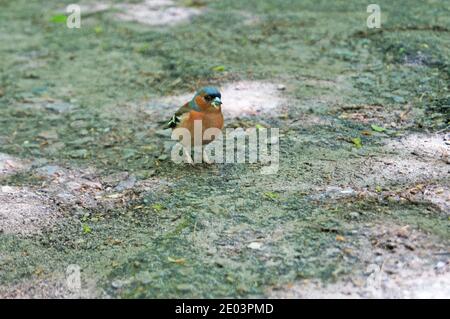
xmin=165 ymin=115 xmax=180 ymax=129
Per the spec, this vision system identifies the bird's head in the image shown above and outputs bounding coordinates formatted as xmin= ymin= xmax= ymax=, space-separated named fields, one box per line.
xmin=191 ymin=86 xmax=222 ymax=112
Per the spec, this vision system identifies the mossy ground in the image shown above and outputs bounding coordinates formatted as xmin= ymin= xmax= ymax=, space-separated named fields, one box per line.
xmin=0 ymin=0 xmax=449 ymax=298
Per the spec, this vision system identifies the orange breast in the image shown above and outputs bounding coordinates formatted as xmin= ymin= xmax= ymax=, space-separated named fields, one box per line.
xmin=178 ymin=110 xmax=224 ymax=146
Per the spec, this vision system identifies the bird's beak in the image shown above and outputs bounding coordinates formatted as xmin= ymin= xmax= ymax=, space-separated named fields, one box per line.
xmin=211 ymin=97 xmax=222 ymax=108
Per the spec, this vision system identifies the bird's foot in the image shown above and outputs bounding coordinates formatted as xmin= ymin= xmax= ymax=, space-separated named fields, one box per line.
xmin=202 ymin=149 xmax=214 ymax=164
xmin=183 ymin=148 xmax=194 ymax=165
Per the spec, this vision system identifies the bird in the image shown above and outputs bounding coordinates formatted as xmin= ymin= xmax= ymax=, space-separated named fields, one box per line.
xmin=166 ymin=86 xmax=224 ymax=163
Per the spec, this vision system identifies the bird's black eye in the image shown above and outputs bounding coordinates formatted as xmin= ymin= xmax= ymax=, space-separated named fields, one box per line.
xmin=205 ymin=95 xmax=212 ymax=101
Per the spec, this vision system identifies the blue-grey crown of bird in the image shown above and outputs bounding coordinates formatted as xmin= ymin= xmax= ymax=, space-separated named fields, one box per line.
xmin=189 ymin=86 xmax=222 ymax=110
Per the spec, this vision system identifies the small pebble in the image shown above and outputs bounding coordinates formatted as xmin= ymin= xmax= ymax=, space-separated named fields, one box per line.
xmin=349 ymin=212 xmax=360 ymax=219
xmin=247 ymin=242 xmax=263 ymax=250
xmin=435 ymin=261 xmax=446 ymax=269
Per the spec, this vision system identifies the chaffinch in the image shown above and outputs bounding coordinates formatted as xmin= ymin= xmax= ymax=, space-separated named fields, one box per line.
xmin=167 ymin=86 xmax=224 ymax=147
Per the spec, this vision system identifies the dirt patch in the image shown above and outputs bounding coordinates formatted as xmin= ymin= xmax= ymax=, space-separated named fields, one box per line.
xmin=35 ymin=165 xmax=106 ymax=211
xmin=0 ymin=159 xmax=164 ymax=235
xmin=361 ymin=156 xmax=447 ymax=187
xmin=290 ymin=114 xmax=333 ymax=128
xmin=337 ymin=104 xmax=420 ymax=128
xmin=78 ymin=2 xmax=111 ymax=15
xmin=268 ymin=223 xmax=450 ymax=298
xmin=386 ymin=133 xmax=449 ymax=164
xmin=269 ymin=271 xmax=450 ymax=299
xmin=60 ymin=1 xmax=203 ymax=27
xmin=15 ymin=97 xmax=76 ymax=114
xmin=395 ymin=184 xmax=450 ymax=214
xmin=115 ymin=0 xmax=202 ymax=26
xmin=325 ymin=133 xmax=449 ymax=195
xmin=0 ymin=186 xmax=59 ymax=235
xmin=305 ymin=134 xmax=449 ymax=213
xmin=0 ymin=276 xmax=100 ymax=299
xmin=220 ymin=81 xmax=287 ymax=118
xmin=0 ymin=153 xmax=29 ymax=177
xmin=418 ymin=185 xmax=450 ymax=213
xmin=33 ymin=164 xmax=170 ymax=212
xmin=146 ymin=81 xmax=287 ymax=120
xmin=364 ymin=133 xmax=449 ymax=207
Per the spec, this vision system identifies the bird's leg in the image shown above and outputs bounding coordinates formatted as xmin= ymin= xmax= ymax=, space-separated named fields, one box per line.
xmin=203 ymin=150 xmax=213 ymax=164
xmin=192 ymin=145 xmax=203 ymax=164
xmin=183 ymin=146 xmax=194 ymax=165
xmin=202 ymin=146 xmax=214 ymax=164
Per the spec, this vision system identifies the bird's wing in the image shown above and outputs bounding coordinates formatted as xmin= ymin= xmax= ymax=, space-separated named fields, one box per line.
xmin=166 ymin=102 xmax=193 ymax=128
